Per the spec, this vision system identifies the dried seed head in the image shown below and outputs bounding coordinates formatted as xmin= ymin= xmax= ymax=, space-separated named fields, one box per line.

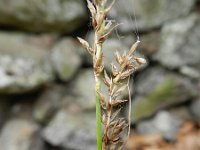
xmin=98 ymin=24 xmax=120 ymax=43
xmin=128 ymin=40 xmax=140 ymax=56
xmin=102 ymin=113 xmax=107 ymax=125
xmin=120 ymin=70 xmax=133 ymax=80
xmin=115 ymin=51 xmax=123 ymax=65
xmin=87 ymin=0 xmax=98 ymax=28
xmin=104 ymin=20 xmax=113 ymax=32
xmin=105 ymin=0 xmax=116 ymax=14
xmin=87 ymin=0 xmax=96 ymax=17
xmin=112 ymin=99 xmax=128 ymax=106
xmin=97 ymin=91 xmax=107 ymax=109
xmin=111 ymin=84 xmax=127 ymax=99
xmin=135 ymin=57 xmax=147 ymax=65
xmin=111 ymin=108 xmax=122 ymax=122
xmin=77 ymin=37 xmax=89 ymax=48
xmin=96 ymin=12 xmax=106 ymax=31
xmin=77 ymin=37 xmax=93 ymax=55
xmin=104 ymin=70 xmax=111 ymax=86
xmin=111 ymin=63 xmax=118 ymax=76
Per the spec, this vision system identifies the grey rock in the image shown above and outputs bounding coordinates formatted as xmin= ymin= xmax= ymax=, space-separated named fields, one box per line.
xmin=109 ymin=0 xmax=195 ymax=32
xmin=0 ymin=100 xmax=9 ymax=128
xmin=0 ymin=32 xmax=54 ymax=94
xmin=33 ymin=84 xmax=67 ymax=123
xmin=136 ymin=111 xmax=182 ymax=141
xmin=69 ymin=69 xmax=96 ymax=110
xmin=0 ymin=0 xmax=87 ymax=32
xmin=51 ymin=38 xmax=82 ymax=81
xmin=0 ymin=119 xmax=44 ymax=150
xmin=42 ymin=110 xmax=96 ymax=150
xmin=153 ymin=14 xmax=200 ymax=70
xmin=131 ymin=66 xmax=197 ymax=123
xmin=180 ymin=66 xmax=200 ymax=79
xmin=169 ymin=106 xmax=193 ymax=121
xmin=189 ymin=98 xmax=200 ymax=123
xmin=140 ymin=32 xmax=161 ymax=56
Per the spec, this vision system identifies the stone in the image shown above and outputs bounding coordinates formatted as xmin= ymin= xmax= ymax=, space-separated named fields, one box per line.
xmin=0 ymin=119 xmax=44 ymax=150
xmin=0 ymin=0 xmax=87 ymax=32
xmin=42 ymin=110 xmax=96 ymax=150
xmin=33 ymin=84 xmax=67 ymax=123
xmin=180 ymin=66 xmax=200 ymax=79
xmin=51 ymin=38 xmax=82 ymax=81
xmin=0 ymin=100 xmax=9 ymax=129
xmin=169 ymin=106 xmax=193 ymax=121
xmin=131 ymin=66 xmax=197 ymax=123
xmin=109 ymin=0 xmax=195 ymax=32
xmin=67 ymin=69 xmax=96 ymax=110
xmin=136 ymin=111 xmax=182 ymax=141
xmin=140 ymin=32 xmax=161 ymax=56
xmin=0 ymin=32 xmax=54 ymax=94
xmin=153 ymin=13 xmax=200 ymax=70
xmin=189 ymin=98 xmax=200 ymax=124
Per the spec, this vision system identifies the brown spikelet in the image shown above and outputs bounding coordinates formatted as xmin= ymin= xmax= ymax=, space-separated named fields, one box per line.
xmin=97 ymin=91 xmax=107 ymax=109
xmin=77 ymin=37 xmax=93 ymax=55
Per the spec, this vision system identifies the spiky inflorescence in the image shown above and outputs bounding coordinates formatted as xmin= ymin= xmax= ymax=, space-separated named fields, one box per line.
xmin=78 ymin=0 xmax=146 ymax=149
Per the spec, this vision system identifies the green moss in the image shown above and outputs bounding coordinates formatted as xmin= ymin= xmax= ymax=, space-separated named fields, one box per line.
xmin=132 ymin=77 xmax=178 ymax=122
xmin=60 ymin=65 xmax=74 ymax=80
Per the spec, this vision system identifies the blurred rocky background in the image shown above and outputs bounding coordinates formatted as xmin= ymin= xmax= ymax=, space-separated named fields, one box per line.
xmin=0 ymin=0 xmax=199 ymax=150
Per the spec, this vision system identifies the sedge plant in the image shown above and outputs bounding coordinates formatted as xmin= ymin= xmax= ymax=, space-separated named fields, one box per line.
xmin=78 ymin=0 xmax=146 ymax=149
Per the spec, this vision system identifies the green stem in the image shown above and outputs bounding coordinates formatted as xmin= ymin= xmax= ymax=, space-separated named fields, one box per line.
xmin=95 ymin=80 xmax=102 ymax=150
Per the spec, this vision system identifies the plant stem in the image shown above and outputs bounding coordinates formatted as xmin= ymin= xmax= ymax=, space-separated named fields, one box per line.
xmin=95 ymin=78 xmax=102 ymax=150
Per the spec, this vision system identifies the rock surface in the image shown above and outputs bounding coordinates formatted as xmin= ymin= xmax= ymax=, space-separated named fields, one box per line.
xmin=136 ymin=111 xmax=182 ymax=141
xmin=0 ymin=119 xmax=44 ymax=150
xmin=68 ymin=69 xmax=96 ymax=110
xmin=33 ymin=84 xmax=67 ymax=123
xmin=131 ymin=66 xmax=197 ymax=123
xmin=42 ymin=110 xmax=96 ymax=150
xmin=140 ymin=32 xmax=161 ymax=56
xmin=153 ymin=14 xmax=200 ymax=71
xmin=51 ymin=38 xmax=82 ymax=81
xmin=0 ymin=0 xmax=87 ymax=32
xmin=0 ymin=32 xmax=54 ymax=94
xmin=109 ymin=0 xmax=195 ymax=32
xmin=189 ymin=98 xmax=200 ymax=123
xmin=0 ymin=100 xmax=9 ymax=128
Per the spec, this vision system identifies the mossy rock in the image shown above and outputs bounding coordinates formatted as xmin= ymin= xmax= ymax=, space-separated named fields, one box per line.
xmin=131 ymin=67 xmax=197 ymax=123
